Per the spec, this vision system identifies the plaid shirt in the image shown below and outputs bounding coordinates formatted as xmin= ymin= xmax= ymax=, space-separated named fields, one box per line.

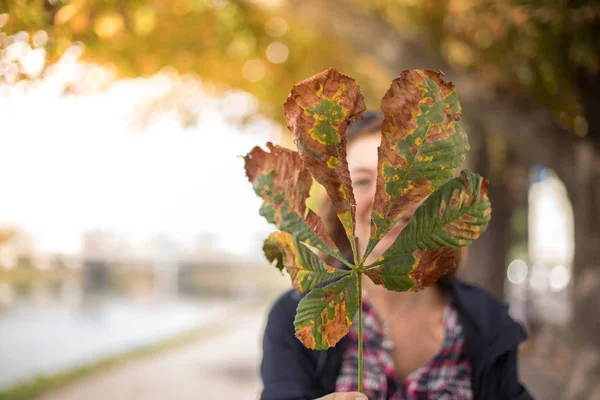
xmin=335 ymin=301 xmax=473 ymax=400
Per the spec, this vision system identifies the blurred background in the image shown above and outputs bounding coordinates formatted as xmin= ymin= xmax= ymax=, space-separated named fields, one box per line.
xmin=0 ymin=1 xmax=598 ymax=399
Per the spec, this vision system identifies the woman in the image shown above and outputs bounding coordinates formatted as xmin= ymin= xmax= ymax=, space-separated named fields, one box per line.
xmin=260 ymin=112 xmax=532 ymax=400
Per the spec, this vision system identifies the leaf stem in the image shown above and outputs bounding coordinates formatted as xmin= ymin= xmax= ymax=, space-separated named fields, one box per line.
xmin=339 ymin=257 xmax=357 ymax=270
xmin=357 ymin=271 xmax=363 ymax=393
xmin=359 ymin=237 xmax=379 ymax=267
xmin=300 ymin=242 xmax=355 ymax=270
xmin=358 ymin=244 xmax=370 ymax=266
xmin=349 ymin=237 xmax=360 ymax=268
xmin=363 ymin=258 xmax=386 ymax=270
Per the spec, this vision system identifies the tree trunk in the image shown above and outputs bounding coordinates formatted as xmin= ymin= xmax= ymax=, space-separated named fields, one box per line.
xmin=559 ymin=138 xmax=600 ymax=400
xmin=562 ymin=68 xmax=600 ymax=400
xmin=459 ymin=129 xmax=512 ymax=299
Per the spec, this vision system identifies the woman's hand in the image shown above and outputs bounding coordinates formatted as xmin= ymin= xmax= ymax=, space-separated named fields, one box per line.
xmin=316 ymin=392 xmax=368 ymax=400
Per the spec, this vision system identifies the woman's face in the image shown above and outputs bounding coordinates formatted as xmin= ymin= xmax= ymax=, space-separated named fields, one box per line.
xmin=347 ymin=133 xmax=419 ymax=263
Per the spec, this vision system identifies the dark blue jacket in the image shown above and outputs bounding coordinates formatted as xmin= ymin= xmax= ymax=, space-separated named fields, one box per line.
xmin=261 ymin=280 xmax=533 ymax=400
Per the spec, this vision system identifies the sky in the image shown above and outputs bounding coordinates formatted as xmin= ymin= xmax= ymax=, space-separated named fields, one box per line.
xmin=0 ymin=69 xmax=277 ymax=257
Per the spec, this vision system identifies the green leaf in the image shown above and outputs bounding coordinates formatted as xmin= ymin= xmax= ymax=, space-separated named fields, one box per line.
xmin=294 ymin=273 xmax=359 ymax=350
xmin=365 ymin=248 xmax=456 ymax=292
xmin=365 ymin=70 xmax=470 ymax=260
xmin=381 ymin=170 xmax=491 ymax=262
xmin=263 ymin=231 xmax=350 ymax=293
xmin=284 ymin=68 xmax=366 ymax=257
xmin=244 ymin=142 xmax=345 ymax=264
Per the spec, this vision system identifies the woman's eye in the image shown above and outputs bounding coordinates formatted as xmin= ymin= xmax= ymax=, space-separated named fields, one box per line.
xmin=355 ymin=178 xmax=372 ymax=187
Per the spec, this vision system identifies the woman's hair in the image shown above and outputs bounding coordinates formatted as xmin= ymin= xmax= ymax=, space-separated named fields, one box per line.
xmin=318 ymin=111 xmax=460 ymax=286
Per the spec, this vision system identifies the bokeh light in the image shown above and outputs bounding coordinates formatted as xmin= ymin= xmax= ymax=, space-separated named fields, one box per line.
xmin=265 ymin=41 xmax=289 ymax=64
xmin=242 ymin=59 xmax=265 ymax=82
xmin=507 ymin=259 xmax=528 ymax=284
xmin=265 ymin=16 xmax=287 ymax=37
xmin=0 ymin=13 xmax=8 ymax=29
xmin=32 ymin=30 xmax=48 ymax=48
xmin=549 ymin=264 xmax=571 ymax=292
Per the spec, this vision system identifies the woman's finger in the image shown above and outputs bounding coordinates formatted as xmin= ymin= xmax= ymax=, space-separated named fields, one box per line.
xmin=315 ymin=392 xmax=368 ymax=400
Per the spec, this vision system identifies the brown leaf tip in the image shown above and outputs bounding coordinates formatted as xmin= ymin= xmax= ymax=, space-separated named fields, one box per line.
xmin=480 ymin=177 xmax=489 ymax=199
xmin=409 ymin=248 xmax=456 ymax=292
xmin=244 ymin=145 xmax=269 ymax=183
xmin=295 ymin=326 xmax=316 ymax=349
